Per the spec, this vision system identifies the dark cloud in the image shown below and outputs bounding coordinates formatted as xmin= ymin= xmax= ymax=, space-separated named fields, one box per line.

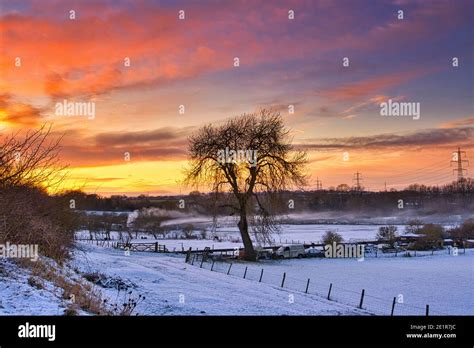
xmin=298 ymin=127 xmax=474 ymax=150
xmin=59 ymin=127 xmax=195 ymax=166
xmin=94 ymin=127 xmax=193 ymax=147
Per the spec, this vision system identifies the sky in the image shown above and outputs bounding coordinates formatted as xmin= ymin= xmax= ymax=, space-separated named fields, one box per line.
xmin=0 ymin=0 xmax=473 ymax=195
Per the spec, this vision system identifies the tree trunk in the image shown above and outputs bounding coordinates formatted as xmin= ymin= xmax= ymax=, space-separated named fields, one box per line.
xmin=238 ymin=207 xmax=256 ymax=261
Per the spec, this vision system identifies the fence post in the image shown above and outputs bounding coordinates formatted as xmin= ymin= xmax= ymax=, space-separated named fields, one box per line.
xmin=200 ymin=255 xmax=204 ymax=268
xmin=227 ymin=263 xmax=233 ymax=275
xmin=426 ymin=304 xmax=429 ymax=316
xmin=242 ymin=266 xmax=248 ymax=279
xmin=327 ymin=283 xmax=332 ymax=300
xmin=281 ymin=273 xmax=286 ymax=288
xmin=259 ymin=269 xmax=264 ymax=282
xmin=155 ymin=242 xmax=158 ymax=252
xmin=391 ymin=297 xmax=396 ymax=316
xmin=211 ymin=260 xmax=215 ymax=271
xmin=359 ymin=289 xmax=365 ymax=309
xmin=191 ymin=254 xmax=196 ymax=265
xmin=305 ymin=278 xmax=311 ymax=294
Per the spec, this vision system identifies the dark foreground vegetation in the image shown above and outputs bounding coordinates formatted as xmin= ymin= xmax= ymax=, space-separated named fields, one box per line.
xmin=0 ymin=126 xmax=78 ymax=263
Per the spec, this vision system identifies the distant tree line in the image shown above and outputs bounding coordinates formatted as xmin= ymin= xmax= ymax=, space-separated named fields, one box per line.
xmin=61 ymin=178 xmax=473 ymax=217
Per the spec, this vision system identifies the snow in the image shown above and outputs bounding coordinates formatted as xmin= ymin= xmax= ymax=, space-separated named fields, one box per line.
xmin=4 ymin=217 xmax=472 ymax=316
xmin=71 ymin=243 xmax=366 ymax=315
xmin=70 ymin=241 xmax=474 ymax=316
xmin=0 ymin=259 xmax=65 ymax=315
xmin=75 ymin=224 xmax=406 ymax=251
xmin=2 ymin=238 xmax=472 ymax=315
xmin=208 ymin=250 xmax=474 ymax=315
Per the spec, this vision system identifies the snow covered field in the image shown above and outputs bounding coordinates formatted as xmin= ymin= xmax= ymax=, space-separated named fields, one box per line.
xmin=2 ymin=240 xmax=472 ymax=316
xmin=71 ymin=243 xmax=366 ymax=315
xmin=215 ymin=223 xmax=405 ymax=244
xmin=205 ymin=250 xmax=474 ymax=315
xmin=76 ymin=224 xmax=409 ymax=251
xmin=71 ymin=242 xmax=473 ymax=316
xmin=4 ymin=219 xmax=473 ymax=316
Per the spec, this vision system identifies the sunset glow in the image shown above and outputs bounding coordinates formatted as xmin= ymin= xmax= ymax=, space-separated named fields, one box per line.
xmin=1 ymin=0 xmax=473 ymax=195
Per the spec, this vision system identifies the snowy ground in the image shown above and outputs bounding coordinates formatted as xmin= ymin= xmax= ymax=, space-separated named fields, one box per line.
xmin=71 ymin=243 xmax=367 ymax=315
xmin=76 ymin=223 xmax=410 ymax=251
xmin=2 ymin=240 xmax=472 ymax=315
xmin=77 ymin=222 xmax=460 ymax=254
xmin=204 ymin=250 xmax=474 ymax=315
xmin=0 ymin=259 xmax=65 ymax=315
xmin=72 ymin=242 xmax=473 ymax=316
xmin=4 ymin=218 xmax=472 ymax=316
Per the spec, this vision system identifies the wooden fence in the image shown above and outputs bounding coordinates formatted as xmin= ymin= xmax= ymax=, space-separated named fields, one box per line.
xmin=114 ymin=242 xmax=168 ymax=253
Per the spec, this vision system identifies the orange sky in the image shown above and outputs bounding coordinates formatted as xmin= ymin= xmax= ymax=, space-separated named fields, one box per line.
xmin=1 ymin=0 xmax=473 ymax=195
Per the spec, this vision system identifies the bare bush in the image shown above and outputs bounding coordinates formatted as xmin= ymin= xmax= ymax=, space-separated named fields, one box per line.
xmin=376 ymin=225 xmax=399 ymax=247
xmin=0 ymin=126 xmax=78 ymax=262
xmin=322 ymin=230 xmax=343 ymax=245
xmin=181 ymin=224 xmax=195 ymax=239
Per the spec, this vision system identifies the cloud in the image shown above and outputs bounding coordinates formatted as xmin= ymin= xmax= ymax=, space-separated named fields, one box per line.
xmin=66 ymin=176 xmax=124 ymax=183
xmin=318 ymin=70 xmax=426 ymax=101
xmin=94 ymin=127 xmax=192 ymax=147
xmin=0 ymin=94 xmax=43 ymax=126
xmin=298 ymin=127 xmax=474 ymax=150
xmin=439 ymin=117 xmax=474 ymax=129
xmin=59 ymin=126 xmax=195 ymax=166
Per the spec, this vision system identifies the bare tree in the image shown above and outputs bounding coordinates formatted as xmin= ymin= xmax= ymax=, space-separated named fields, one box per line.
xmin=0 ymin=125 xmax=66 ymax=189
xmin=184 ymin=109 xmax=307 ymax=260
xmin=376 ymin=225 xmax=398 ymax=248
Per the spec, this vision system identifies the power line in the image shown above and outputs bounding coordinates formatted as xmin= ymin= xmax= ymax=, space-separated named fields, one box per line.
xmin=371 ymin=158 xmax=447 ymax=179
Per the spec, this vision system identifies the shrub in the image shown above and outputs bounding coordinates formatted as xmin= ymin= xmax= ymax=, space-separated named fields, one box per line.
xmin=449 ymin=219 xmax=474 ymax=242
xmin=0 ymin=185 xmax=79 ymax=263
xmin=27 ymin=276 xmax=44 ymax=290
xmin=411 ymin=224 xmax=444 ymax=250
xmin=63 ymin=306 xmax=78 ymax=316
xmin=181 ymin=224 xmax=195 ymax=239
xmin=376 ymin=225 xmax=398 ymax=247
xmin=322 ymin=230 xmax=343 ymax=245
xmin=405 ymin=219 xmax=423 ymax=234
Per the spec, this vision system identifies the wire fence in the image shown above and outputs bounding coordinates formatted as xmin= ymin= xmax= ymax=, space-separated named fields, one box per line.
xmin=186 ymin=254 xmax=451 ymax=316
